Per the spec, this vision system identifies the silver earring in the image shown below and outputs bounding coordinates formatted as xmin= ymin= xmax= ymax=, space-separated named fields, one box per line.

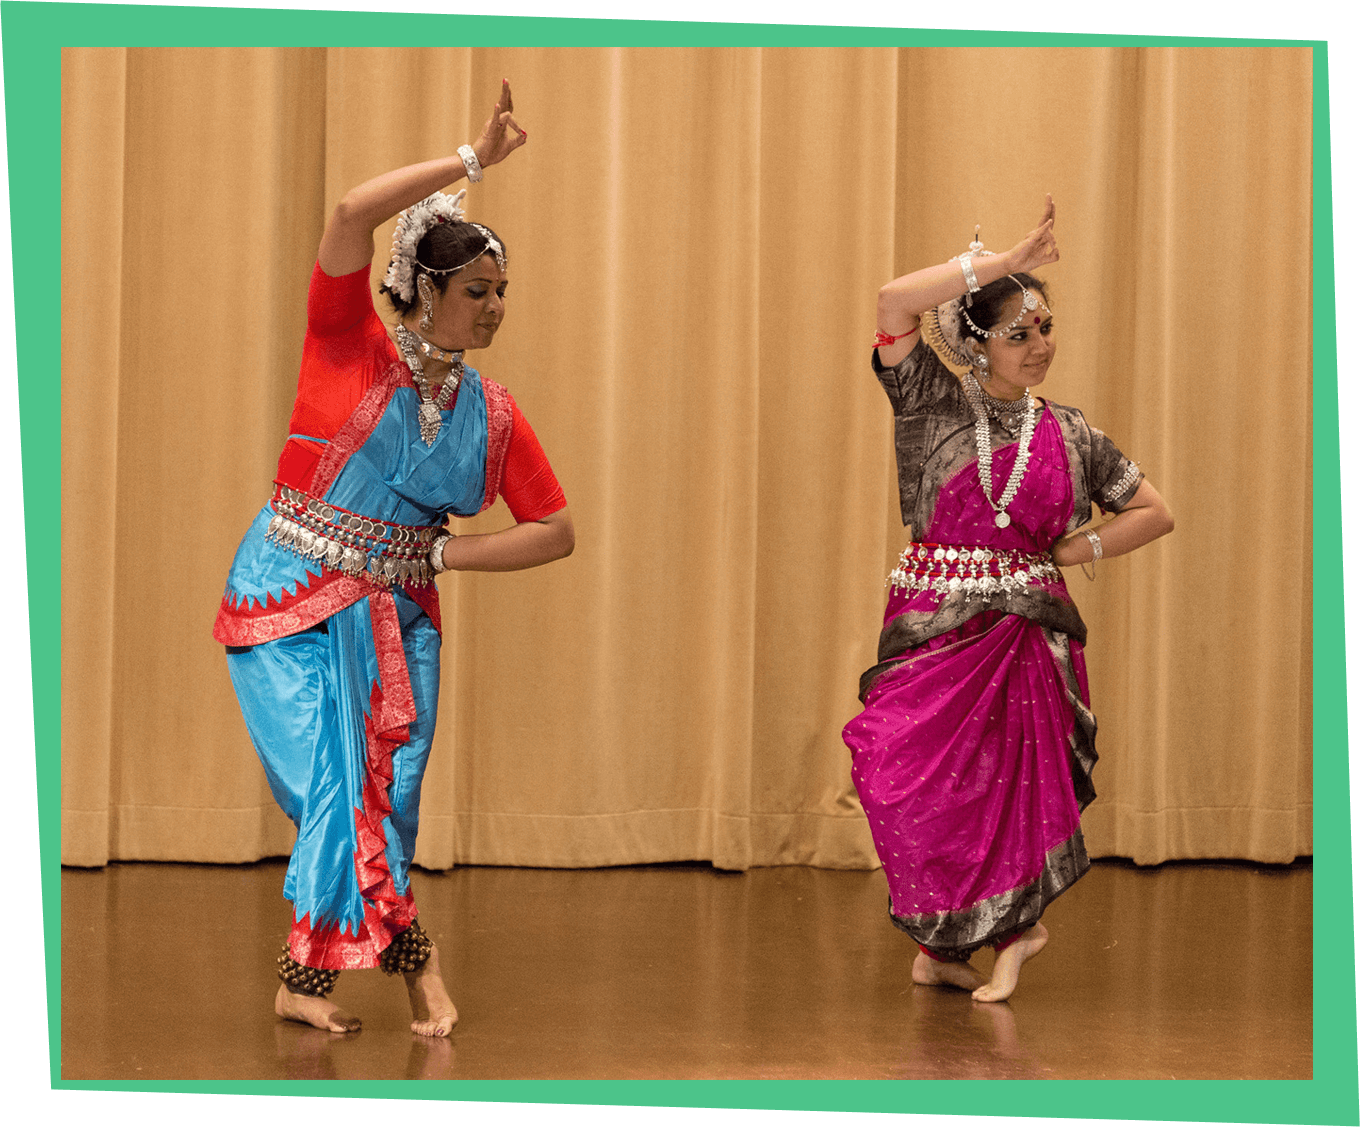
xmin=417 ymin=276 xmax=435 ymax=332
xmin=974 ymin=353 xmax=990 ymax=383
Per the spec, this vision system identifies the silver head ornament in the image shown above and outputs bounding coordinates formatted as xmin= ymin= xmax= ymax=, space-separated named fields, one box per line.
xmin=921 ymin=228 xmax=1048 ymax=371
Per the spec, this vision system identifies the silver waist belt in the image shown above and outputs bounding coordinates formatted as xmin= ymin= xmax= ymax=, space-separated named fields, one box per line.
xmin=264 ymin=485 xmax=442 ymax=586
xmin=888 ymin=542 xmax=1060 ymax=598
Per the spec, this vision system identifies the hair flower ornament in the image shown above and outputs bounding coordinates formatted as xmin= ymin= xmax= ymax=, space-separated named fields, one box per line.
xmin=383 ymin=190 xmax=468 ymax=304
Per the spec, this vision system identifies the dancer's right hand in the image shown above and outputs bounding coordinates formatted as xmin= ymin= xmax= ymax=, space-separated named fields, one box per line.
xmin=473 ymin=79 xmax=528 ymax=169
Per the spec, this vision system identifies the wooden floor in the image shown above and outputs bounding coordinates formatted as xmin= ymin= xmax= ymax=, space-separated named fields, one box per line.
xmin=60 ymin=858 xmax=1311 ymax=1080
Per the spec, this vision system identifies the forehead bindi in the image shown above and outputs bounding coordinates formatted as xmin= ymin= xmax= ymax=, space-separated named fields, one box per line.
xmin=462 ymin=270 xmax=506 ymax=289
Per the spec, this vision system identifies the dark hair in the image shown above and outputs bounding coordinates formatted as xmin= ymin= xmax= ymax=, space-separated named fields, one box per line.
xmin=380 ymin=220 xmax=508 ymax=315
xmin=958 ymin=271 xmax=1050 ymax=342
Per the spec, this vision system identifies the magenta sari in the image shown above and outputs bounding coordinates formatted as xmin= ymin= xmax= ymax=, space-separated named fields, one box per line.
xmin=843 ymin=404 xmax=1098 ymax=957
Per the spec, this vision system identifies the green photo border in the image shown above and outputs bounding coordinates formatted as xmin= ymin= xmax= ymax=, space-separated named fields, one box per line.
xmin=13 ymin=2 xmax=1350 ymax=1119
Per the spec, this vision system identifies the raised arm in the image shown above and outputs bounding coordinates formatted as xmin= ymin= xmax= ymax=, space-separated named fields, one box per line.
xmin=876 ymin=195 xmax=1060 ymax=367
xmin=317 ymin=79 xmax=528 ymax=277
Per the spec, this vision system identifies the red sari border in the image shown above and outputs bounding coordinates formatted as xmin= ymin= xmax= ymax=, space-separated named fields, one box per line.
xmin=480 ymin=377 xmax=513 ymax=514
xmin=287 ymin=601 xmax=420 ymax=970
xmin=214 ymin=569 xmax=371 ymax=647
xmin=311 ymin=361 xmax=407 ymax=496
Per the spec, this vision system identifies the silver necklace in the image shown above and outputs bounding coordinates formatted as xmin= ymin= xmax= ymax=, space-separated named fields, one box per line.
xmin=983 ymin=391 xmax=1029 ymax=419
xmin=962 ymin=371 xmax=1037 ymax=528
xmin=982 ymin=393 xmax=1028 ymax=434
xmin=406 ymin=326 xmax=462 ymax=364
xmin=395 ymin=325 xmax=463 ymax=446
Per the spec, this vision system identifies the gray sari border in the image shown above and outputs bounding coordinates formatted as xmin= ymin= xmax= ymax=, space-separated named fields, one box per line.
xmin=1044 ymin=626 xmax=1099 ymax=811
xmin=889 ymin=830 xmax=1091 ymax=958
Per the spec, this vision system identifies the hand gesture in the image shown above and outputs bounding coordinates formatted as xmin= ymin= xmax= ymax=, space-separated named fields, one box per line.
xmin=472 ymin=79 xmax=528 ymax=169
xmin=1006 ymin=195 xmax=1059 ymax=273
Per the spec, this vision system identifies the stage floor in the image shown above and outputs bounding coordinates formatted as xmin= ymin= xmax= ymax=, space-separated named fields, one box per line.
xmin=60 ymin=857 xmax=1311 ymax=1080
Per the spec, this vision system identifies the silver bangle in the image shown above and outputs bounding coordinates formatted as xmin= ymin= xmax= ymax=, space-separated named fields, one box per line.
xmin=1079 ymin=528 xmax=1101 ymax=581
xmin=429 ymin=534 xmax=452 ymax=574
xmin=959 ymin=253 xmax=981 ymax=294
xmin=457 ymin=144 xmax=484 ymax=183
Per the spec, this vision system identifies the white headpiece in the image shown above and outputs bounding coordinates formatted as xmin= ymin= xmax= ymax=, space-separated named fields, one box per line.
xmin=382 ymin=190 xmax=508 ymax=303
xmin=383 ymin=191 xmax=466 ymax=303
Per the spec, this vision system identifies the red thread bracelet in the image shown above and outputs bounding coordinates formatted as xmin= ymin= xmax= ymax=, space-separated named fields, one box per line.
xmin=873 ymin=327 xmax=918 ymax=349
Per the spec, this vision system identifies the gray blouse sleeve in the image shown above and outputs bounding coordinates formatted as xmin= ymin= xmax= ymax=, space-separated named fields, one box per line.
xmin=872 ymin=338 xmax=962 ymax=417
xmin=872 ymin=339 xmax=969 ymax=527
xmin=1085 ymin=420 xmax=1144 ymax=513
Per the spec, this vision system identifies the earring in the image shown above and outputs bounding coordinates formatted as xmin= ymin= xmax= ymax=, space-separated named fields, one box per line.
xmin=973 ymin=353 xmax=990 ymax=384
xmin=417 ymin=276 xmax=435 ymax=332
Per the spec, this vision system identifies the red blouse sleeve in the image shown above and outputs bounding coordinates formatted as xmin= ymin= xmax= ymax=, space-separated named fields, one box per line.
xmin=500 ymin=400 xmax=567 ymax=523
xmin=275 ymin=262 xmax=396 ymax=489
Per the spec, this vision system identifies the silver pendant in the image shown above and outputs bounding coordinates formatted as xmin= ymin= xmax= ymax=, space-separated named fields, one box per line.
xmin=995 ymin=511 xmax=1011 ymax=528
xmin=418 ymin=402 xmax=442 ymax=446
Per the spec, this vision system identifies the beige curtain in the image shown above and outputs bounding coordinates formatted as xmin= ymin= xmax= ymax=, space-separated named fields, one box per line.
xmin=61 ymin=46 xmax=1312 ymax=871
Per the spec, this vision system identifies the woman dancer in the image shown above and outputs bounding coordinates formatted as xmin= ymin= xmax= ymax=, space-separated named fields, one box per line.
xmin=214 ymin=82 xmax=573 ymax=1035
xmin=842 ymin=197 xmax=1172 ymax=1003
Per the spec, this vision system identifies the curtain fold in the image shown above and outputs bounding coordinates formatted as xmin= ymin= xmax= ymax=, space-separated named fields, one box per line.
xmin=61 ymin=46 xmax=1312 ymax=870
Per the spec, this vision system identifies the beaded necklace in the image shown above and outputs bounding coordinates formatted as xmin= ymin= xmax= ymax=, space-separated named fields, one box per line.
xmin=962 ymin=371 xmax=1037 ymax=529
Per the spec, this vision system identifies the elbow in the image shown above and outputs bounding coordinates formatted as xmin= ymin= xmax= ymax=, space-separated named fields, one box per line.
xmin=557 ymin=525 xmax=576 ymax=560
xmin=877 ymin=286 xmax=923 ymax=333
xmin=332 ymin=196 xmax=357 ymax=226
xmin=1153 ymin=507 xmax=1175 ymax=540
xmin=547 ymin=512 xmax=575 ymax=561
xmin=1159 ymin=502 xmax=1175 ymax=537
xmin=335 ymin=186 xmax=366 ymax=216
xmin=331 ymin=192 xmax=368 ymax=230
xmin=877 ymin=286 xmax=898 ymax=322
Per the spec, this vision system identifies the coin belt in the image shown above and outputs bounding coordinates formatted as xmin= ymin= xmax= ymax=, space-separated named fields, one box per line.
xmin=887 ymin=541 xmax=1061 ymax=598
xmin=264 ymin=485 xmax=442 ymax=587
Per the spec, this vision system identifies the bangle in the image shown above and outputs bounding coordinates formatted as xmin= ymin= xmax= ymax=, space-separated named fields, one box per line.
xmin=457 ymin=144 xmax=483 ymax=183
xmin=1079 ymin=528 xmax=1102 ymax=582
xmin=429 ymin=533 xmax=452 ymax=574
xmin=959 ymin=253 xmax=981 ymax=294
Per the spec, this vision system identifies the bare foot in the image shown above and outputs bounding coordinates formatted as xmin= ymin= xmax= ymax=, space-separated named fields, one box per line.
xmin=274 ymin=982 xmax=361 ymax=1032
xmin=972 ymin=922 xmax=1048 ymax=1003
xmin=406 ymin=943 xmax=458 ymax=1037
xmin=912 ymin=950 xmax=988 ymax=991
